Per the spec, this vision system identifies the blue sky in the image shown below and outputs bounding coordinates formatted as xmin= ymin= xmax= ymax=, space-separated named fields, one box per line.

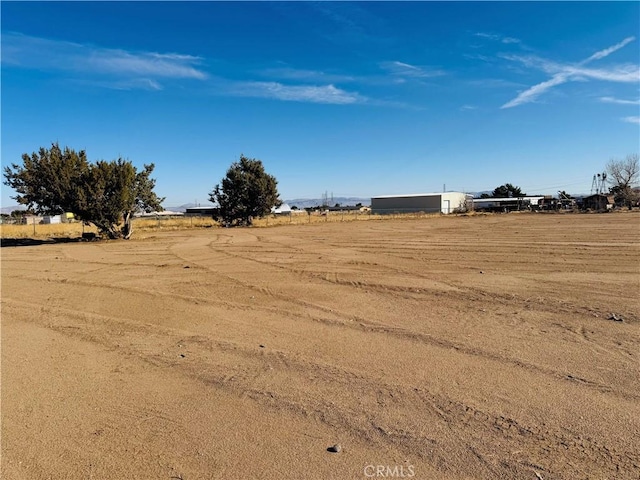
xmin=2 ymin=1 xmax=639 ymax=207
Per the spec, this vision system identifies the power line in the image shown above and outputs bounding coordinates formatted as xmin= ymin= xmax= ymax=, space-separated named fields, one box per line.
xmin=518 ymin=180 xmax=589 ymax=192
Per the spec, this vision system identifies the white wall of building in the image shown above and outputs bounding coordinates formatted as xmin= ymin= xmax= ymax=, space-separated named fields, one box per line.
xmin=440 ymin=192 xmax=471 ymax=214
xmin=42 ymin=215 xmax=61 ymax=224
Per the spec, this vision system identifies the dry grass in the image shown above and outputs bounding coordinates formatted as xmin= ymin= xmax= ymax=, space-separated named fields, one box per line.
xmin=0 ymin=211 xmax=459 ymax=239
xmin=0 ymin=217 xmax=218 ymax=240
xmin=0 ymin=222 xmax=98 ymax=239
xmin=133 ymin=216 xmax=217 ymax=232
xmin=251 ymin=210 xmax=443 ymax=227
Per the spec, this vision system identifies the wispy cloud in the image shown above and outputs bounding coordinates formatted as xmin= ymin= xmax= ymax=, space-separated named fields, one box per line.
xmin=502 ymin=36 xmax=638 ymax=109
xmin=468 ymin=78 xmax=527 ymax=89
xmin=475 ymin=32 xmax=499 ymax=41
xmin=460 ymin=105 xmax=477 ymax=111
xmin=86 ymin=51 xmax=206 ymax=79
xmin=258 ymin=67 xmax=355 ymax=84
xmin=583 ymin=36 xmax=635 ymax=63
xmin=380 ymin=61 xmax=446 ymax=79
xmin=2 ymin=32 xmax=412 ymax=108
xmin=599 ymin=96 xmax=640 ymax=105
xmin=502 ymin=74 xmax=570 ymax=108
xmin=91 ymin=78 xmax=164 ymax=91
xmin=228 ymin=82 xmax=366 ymax=104
xmin=502 ymin=37 xmax=521 ymax=45
xmin=622 ymin=116 xmax=640 ymax=124
xmin=2 ymin=32 xmax=207 ymax=89
xmin=475 ymin=32 xmax=521 ymax=44
xmin=307 ymin=2 xmax=390 ymax=47
xmin=464 ymin=53 xmax=492 ymax=63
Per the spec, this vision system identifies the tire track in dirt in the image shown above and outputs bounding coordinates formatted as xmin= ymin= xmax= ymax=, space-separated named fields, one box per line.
xmin=19 ymin=266 xmax=636 ymax=399
xmin=214 ymin=230 xmax=638 ymax=328
xmin=164 ymin=234 xmax=640 ymax=402
xmin=5 ymin=233 xmax=636 ymax=400
xmin=250 ymin=233 xmax=639 ymax=370
xmin=1 ymin=299 xmax=474 ymax=476
xmin=5 ymin=298 xmax=637 ymax=479
xmin=4 ymin=215 xmax=638 ymax=479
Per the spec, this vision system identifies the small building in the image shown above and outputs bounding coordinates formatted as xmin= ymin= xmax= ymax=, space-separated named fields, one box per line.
xmin=522 ymin=196 xmax=545 ymax=208
xmin=473 ymin=196 xmax=552 ymax=212
xmin=42 ymin=215 xmax=62 ymax=224
xmin=21 ymin=215 xmax=43 ymax=225
xmin=185 ymin=206 xmax=219 ymax=217
xmin=473 ymin=197 xmax=532 ymax=212
xmin=61 ymin=212 xmax=75 ymax=223
xmin=271 ymin=203 xmax=292 ymax=215
xmin=371 ymin=192 xmax=472 ymax=215
xmin=135 ymin=210 xmax=184 ymax=218
xmin=582 ymin=194 xmax=614 ymax=211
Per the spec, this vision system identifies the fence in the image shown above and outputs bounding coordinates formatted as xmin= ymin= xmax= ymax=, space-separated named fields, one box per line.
xmin=0 ymin=220 xmax=99 ymax=239
xmin=133 ymin=215 xmax=217 ymax=230
xmin=0 ymin=209 xmax=470 ymax=240
xmin=254 ymin=208 xmax=457 ymax=227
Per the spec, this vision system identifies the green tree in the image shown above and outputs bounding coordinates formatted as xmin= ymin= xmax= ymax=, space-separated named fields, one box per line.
xmin=492 ymin=183 xmax=525 ymax=198
xmin=3 ymin=143 xmax=164 ymax=239
xmin=209 ymin=155 xmax=280 ymax=226
xmin=10 ymin=209 xmax=29 ymax=218
xmin=607 ymin=154 xmax=639 ymax=208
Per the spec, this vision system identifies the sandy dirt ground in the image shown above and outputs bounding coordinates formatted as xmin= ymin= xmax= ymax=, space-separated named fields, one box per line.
xmin=2 ymin=212 xmax=639 ymax=480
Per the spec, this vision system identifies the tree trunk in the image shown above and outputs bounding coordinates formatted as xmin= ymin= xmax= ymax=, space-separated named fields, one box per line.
xmin=93 ymin=221 xmax=121 ymax=239
xmin=122 ymin=212 xmax=133 ymax=239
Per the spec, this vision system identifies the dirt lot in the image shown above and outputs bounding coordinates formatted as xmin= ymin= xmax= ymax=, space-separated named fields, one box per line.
xmin=2 ymin=212 xmax=639 ymax=479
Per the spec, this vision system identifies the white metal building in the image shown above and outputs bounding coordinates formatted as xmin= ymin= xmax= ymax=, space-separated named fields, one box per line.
xmin=271 ymin=203 xmax=292 ymax=215
xmin=42 ymin=215 xmax=61 ymax=224
xmin=371 ymin=192 xmax=472 ymax=215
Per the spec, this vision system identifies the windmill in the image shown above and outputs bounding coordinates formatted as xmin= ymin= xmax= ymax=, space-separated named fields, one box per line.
xmin=591 ymin=172 xmax=607 ymax=195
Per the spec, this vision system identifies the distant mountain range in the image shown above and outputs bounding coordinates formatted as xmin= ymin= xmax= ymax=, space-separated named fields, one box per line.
xmin=164 ymin=197 xmax=371 ymax=212
xmin=163 ymin=203 xmax=200 ymax=212
xmin=0 ymin=205 xmax=26 ymax=215
xmin=283 ymin=197 xmax=370 ymax=208
xmin=1 ymin=197 xmax=371 ymax=215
